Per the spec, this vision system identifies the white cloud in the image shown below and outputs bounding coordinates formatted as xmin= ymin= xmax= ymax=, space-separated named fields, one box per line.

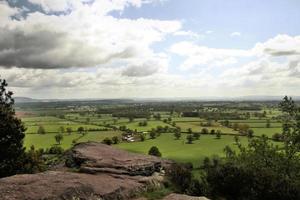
xmin=0 ymin=1 xmax=181 ymax=69
xmin=254 ymin=34 xmax=300 ymax=56
xmin=173 ymin=30 xmax=204 ymax=40
xmin=1 ymin=1 xmax=300 ymax=98
xmin=27 ymin=0 xmax=151 ymax=13
xmin=0 ymin=1 xmax=19 ymax=22
xmin=230 ymin=32 xmax=241 ymax=37
xmin=170 ymin=41 xmax=250 ymax=70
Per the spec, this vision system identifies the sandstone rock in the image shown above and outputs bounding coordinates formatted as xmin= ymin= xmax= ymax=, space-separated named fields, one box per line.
xmin=0 ymin=142 xmax=173 ymax=200
xmin=66 ymin=142 xmax=173 ymax=176
xmin=0 ymin=171 xmax=145 ymax=200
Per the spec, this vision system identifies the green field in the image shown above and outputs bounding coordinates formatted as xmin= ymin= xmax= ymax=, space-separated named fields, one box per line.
xmin=118 ymin=120 xmax=171 ymax=132
xmin=24 ymin=131 xmax=122 ymax=149
xmin=117 ymin=133 xmax=248 ymax=167
xmin=252 ymin=127 xmax=282 ymax=137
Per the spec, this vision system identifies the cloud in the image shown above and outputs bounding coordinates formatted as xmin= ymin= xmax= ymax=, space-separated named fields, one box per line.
xmin=230 ymin=32 xmax=241 ymax=37
xmin=27 ymin=0 xmax=149 ymax=13
xmin=121 ymin=54 xmax=169 ymax=77
xmin=254 ymin=34 xmax=300 ymax=57
xmin=173 ymin=30 xmax=204 ymax=40
xmin=169 ymin=41 xmax=250 ymax=70
xmin=0 ymin=1 xmax=181 ymax=69
xmin=0 ymin=1 xmax=19 ymax=22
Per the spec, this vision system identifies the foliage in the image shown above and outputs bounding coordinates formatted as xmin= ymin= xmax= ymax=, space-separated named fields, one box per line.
xmin=186 ymin=134 xmax=194 ymax=144
xmin=193 ymin=132 xmax=200 ymax=140
xmin=47 ymin=146 xmax=64 ymax=154
xmin=37 ymin=125 xmax=46 ymax=134
xmin=195 ymin=97 xmax=300 ymax=200
xmin=148 ymin=146 xmax=161 ymax=157
xmin=55 ymin=133 xmax=64 ymax=145
xmin=0 ymin=79 xmax=26 ymax=177
xmin=102 ymin=137 xmax=113 ymax=145
xmin=21 ymin=145 xmax=46 ymax=174
xmin=174 ymin=128 xmax=181 ymax=139
xmin=150 ymin=130 xmax=157 ymax=139
xmin=112 ymin=136 xmax=119 ymax=144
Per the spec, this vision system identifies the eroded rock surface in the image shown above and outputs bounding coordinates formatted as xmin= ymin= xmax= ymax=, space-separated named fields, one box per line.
xmin=0 ymin=142 xmax=171 ymax=200
xmin=66 ymin=142 xmax=172 ymax=176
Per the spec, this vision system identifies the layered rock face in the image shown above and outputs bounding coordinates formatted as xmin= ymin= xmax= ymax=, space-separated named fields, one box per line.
xmin=0 ymin=142 xmax=169 ymax=200
xmin=66 ymin=142 xmax=171 ymax=176
xmin=0 ymin=142 xmax=208 ymax=200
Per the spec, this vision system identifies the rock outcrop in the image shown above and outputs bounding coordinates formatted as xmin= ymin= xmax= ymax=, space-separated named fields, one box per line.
xmin=0 ymin=142 xmax=208 ymax=200
xmin=66 ymin=142 xmax=172 ymax=176
xmin=0 ymin=142 xmax=170 ymax=200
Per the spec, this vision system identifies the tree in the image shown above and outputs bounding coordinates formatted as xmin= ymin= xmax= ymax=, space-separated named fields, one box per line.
xmin=140 ymin=133 xmax=146 ymax=141
xmin=86 ymin=117 xmax=90 ymax=123
xmin=148 ymin=146 xmax=161 ymax=157
xmin=55 ymin=133 xmax=63 ymax=145
xmin=247 ymin=129 xmax=254 ymax=138
xmin=234 ymin=135 xmax=240 ymax=145
xmin=102 ymin=137 xmax=112 ymax=145
xmin=187 ymin=128 xmax=193 ymax=134
xmin=149 ymin=130 xmax=156 ymax=139
xmin=201 ymin=136 xmax=300 ymax=200
xmin=197 ymin=97 xmax=300 ymax=200
xmin=77 ymin=126 xmax=84 ymax=135
xmin=112 ymin=136 xmax=119 ymax=144
xmin=0 ymin=79 xmax=26 ymax=177
xmin=215 ymin=130 xmax=221 ymax=139
xmin=37 ymin=125 xmax=46 ymax=134
xmin=201 ymin=128 xmax=209 ymax=134
xmin=193 ymin=132 xmax=200 ymax=140
xmin=174 ymin=129 xmax=181 ymax=140
xmin=21 ymin=145 xmax=46 ymax=174
xmin=59 ymin=126 xmax=65 ymax=133
xmin=66 ymin=127 xmax=72 ymax=135
xmin=129 ymin=116 xmax=134 ymax=122
xmin=186 ymin=134 xmax=194 ymax=144
xmin=266 ymin=119 xmax=271 ymax=128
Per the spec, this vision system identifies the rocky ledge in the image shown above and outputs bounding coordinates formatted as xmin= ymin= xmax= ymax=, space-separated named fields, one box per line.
xmin=0 ymin=142 xmax=208 ymax=200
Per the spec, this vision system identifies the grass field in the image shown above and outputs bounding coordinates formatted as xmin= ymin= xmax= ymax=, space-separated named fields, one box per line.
xmin=252 ymin=127 xmax=282 ymax=137
xmin=24 ymin=133 xmax=79 ymax=149
xmin=24 ymin=131 xmax=122 ymax=149
xmin=117 ymin=133 xmax=248 ymax=167
xmin=176 ymin=122 xmax=238 ymax=134
xmin=118 ymin=120 xmax=171 ymax=132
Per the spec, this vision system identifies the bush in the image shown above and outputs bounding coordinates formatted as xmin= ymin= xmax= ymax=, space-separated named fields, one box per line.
xmin=112 ymin=136 xmax=119 ymax=144
xmin=37 ymin=125 xmax=46 ymax=134
xmin=47 ymin=146 xmax=64 ymax=154
xmin=193 ymin=132 xmax=200 ymax=140
xmin=200 ymin=136 xmax=300 ymax=200
xmin=102 ymin=137 xmax=113 ymax=145
xmin=21 ymin=145 xmax=46 ymax=174
xmin=201 ymin=128 xmax=209 ymax=134
xmin=272 ymin=133 xmax=283 ymax=141
xmin=148 ymin=146 xmax=162 ymax=157
xmin=140 ymin=134 xmax=146 ymax=141
xmin=186 ymin=134 xmax=193 ymax=144
xmin=166 ymin=163 xmax=192 ymax=193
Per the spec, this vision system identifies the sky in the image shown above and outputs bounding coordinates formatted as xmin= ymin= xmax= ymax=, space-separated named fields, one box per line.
xmin=0 ymin=0 xmax=300 ymax=99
